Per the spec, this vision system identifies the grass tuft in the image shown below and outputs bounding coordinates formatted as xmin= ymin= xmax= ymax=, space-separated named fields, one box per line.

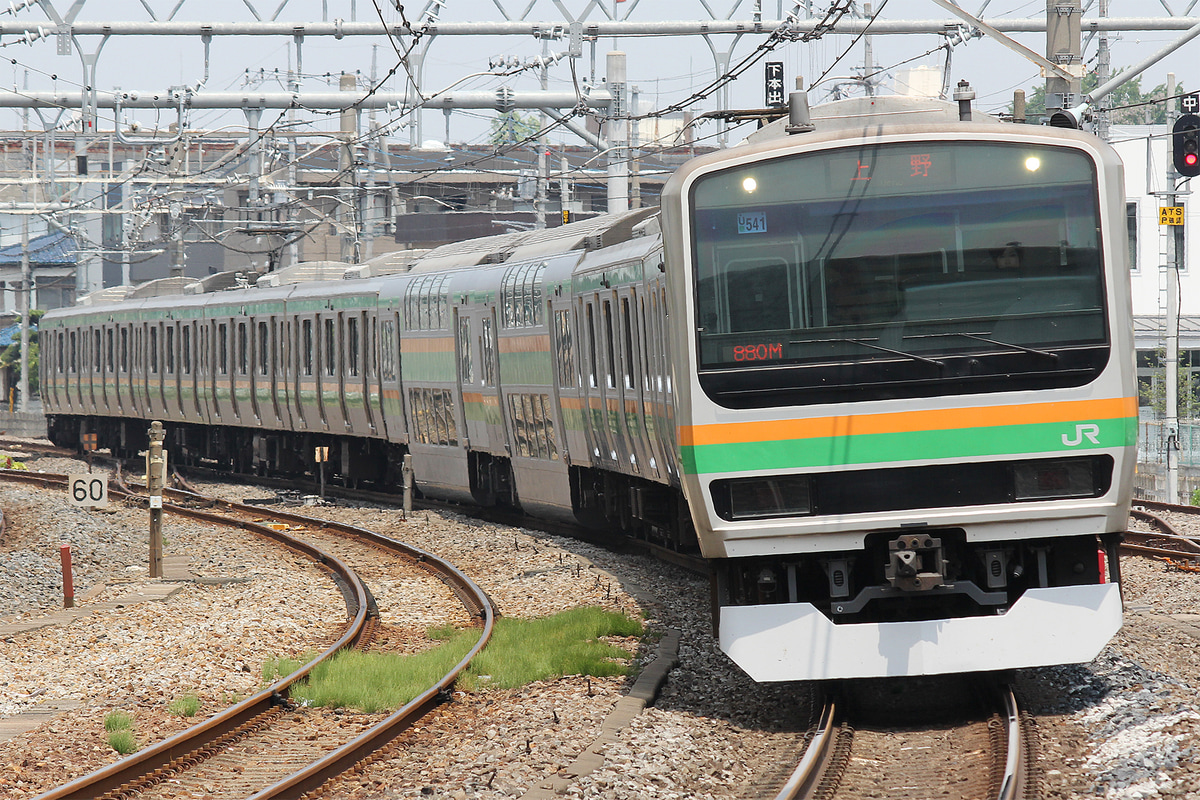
xmin=103 ymin=710 xmax=133 ymax=732
xmin=107 ymin=729 xmax=138 ymax=754
xmin=167 ymin=694 xmax=201 ymax=717
xmin=284 ymin=607 xmax=643 ymax=713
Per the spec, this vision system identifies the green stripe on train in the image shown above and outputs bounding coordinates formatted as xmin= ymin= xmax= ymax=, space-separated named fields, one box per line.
xmin=679 ymin=417 xmax=1138 ymax=475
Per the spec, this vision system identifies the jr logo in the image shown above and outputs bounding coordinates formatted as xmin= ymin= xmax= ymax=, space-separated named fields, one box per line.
xmin=1062 ymin=424 xmax=1101 ymax=447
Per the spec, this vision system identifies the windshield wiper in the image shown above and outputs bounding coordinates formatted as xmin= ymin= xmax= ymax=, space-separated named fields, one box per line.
xmin=944 ymin=332 xmax=1060 ymax=363
xmin=831 ymin=338 xmax=946 ymax=369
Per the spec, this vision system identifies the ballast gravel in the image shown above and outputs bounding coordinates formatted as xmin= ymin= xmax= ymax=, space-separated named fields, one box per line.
xmin=3 ymin=441 xmax=1200 ymax=797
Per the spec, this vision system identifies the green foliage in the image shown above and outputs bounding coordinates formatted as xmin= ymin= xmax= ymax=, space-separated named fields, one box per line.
xmin=283 ymin=607 xmax=644 ymax=713
xmin=167 ymin=694 xmax=201 ymax=717
xmin=1190 ymin=487 xmax=1200 ymax=506
xmin=1014 ymin=71 xmax=1184 ymax=124
xmin=103 ymin=710 xmax=133 ymax=732
xmin=103 ymin=710 xmax=138 ymax=754
xmin=107 ymin=730 xmax=138 ymax=754
xmin=489 ymin=111 xmax=541 ymax=146
xmin=0 ymin=309 xmax=42 ymax=389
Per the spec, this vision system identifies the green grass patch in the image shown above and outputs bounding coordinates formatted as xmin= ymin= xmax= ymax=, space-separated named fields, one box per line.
xmin=103 ymin=710 xmax=137 ymax=754
xmin=107 ymin=729 xmax=138 ymax=755
xmin=167 ymin=694 xmax=200 ymax=717
xmin=285 ymin=607 xmax=643 ymax=713
xmin=103 ymin=710 xmax=133 ymax=732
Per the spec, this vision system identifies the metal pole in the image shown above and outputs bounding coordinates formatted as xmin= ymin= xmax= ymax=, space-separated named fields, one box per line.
xmin=17 ymin=202 xmax=29 ymax=413
xmin=147 ymin=420 xmax=165 ymax=578
xmin=606 ymin=51 xmax=628 ymax=214
xmin=1166 ymin=74 xmax=1181 ymax=503
xmin=402 ymin=453 xmax=413 ymax=518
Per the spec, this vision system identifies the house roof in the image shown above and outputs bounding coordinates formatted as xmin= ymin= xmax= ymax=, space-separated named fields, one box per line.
xmin=0 ymin=231 xmax=77 ymax=267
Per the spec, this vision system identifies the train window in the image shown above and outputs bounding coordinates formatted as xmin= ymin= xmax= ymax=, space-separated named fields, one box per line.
xmin=166 ymin=326 xmax=175 ymax=374
xmin=182 ymin=325 xmax=192 ymax=373
xmin=56 ymin=331 xmax=64 ymax=373
xmin=553 ymin=310 xmax=574 ymax=388
xmin=68 ymin=330 xmax=77 ymax=373
xmin=501 ymin=261 xmax=546 ymax=328
xmin=621 ymin=297 xmax=636 ymax=391
xmin=216 ymin=324 xmax=228 ymax=375
xmin=381 ymin=319 xmax=396 ymax=381
xmin=688 ymin=140 xmax=1108 ymax=404
xmin=368 ymin=315 xmax=377 ymax=378
xmin=1126 ymin=202 xmax=1138 ymax=271
xmin=257 ymin=321 xmax=269 ymax=376
xmin=120 ymin=328 xmax=129 ymax=373
xmin=93 ymin=330 xmax=101 ymax=373
xmin=347 ymin=316 xmax=360 ymax=377
xmin=300 ymin=319 xmax=314 ymax=379
xmin=408 ymin=388 xmax=458 ymax=446
xmin=585 ymin=302 xmax=598 ymax=389
xmin=324 ymin=318 xmax=336 ymax=376
xmin=236 ymin=323 xmax=247 ymax=375
xmin=404 ymin=274 xmax=451 ymax=331
xmin=149 ymin=327 xmax=158 ymax=374
xmin=481 ymin=317 xmax=496 ymax=387
xmin=458 ymin=316 xmax=473 ymax=384
xmin=640 ymin=296 xmax=652 ymax=391
xmin=506 ymin=393 xmax=558 ymax=459
xmin=107 ymin=329 xmax=114 ymax=372
xmin=661 ymin=288 xmax=672 ymax=395
xmin=603 ymin=300 xmax=616 ymax=389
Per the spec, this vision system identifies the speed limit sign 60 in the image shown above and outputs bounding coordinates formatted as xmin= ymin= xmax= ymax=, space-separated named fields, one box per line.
xmin=68 ymin=473 xmax=109 ymax=507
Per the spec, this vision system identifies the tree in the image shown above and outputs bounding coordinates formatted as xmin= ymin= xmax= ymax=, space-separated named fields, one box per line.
xmin=0 ymin=309 xmax=42 ymax=393
xmin=1013 ymin=70 xmax=1184 ymax=124
xmin=489 ymin=111 xmax=541 ymax=147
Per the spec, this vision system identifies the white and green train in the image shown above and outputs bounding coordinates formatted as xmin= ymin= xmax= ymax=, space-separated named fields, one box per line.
xmin=42 ymin=95 xmax=1137 ymax=681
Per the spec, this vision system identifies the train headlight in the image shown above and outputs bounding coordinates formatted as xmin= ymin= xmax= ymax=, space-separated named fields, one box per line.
xmin=1012 ymin=458 xmax=1095 ymax=500
xmin=1024 ymin=156 xmax=1041 ymax=172
xmin=713 ymin=475 xmax=813 ymax=521
xmin=741 ymin=176 xmax=758 ymax=193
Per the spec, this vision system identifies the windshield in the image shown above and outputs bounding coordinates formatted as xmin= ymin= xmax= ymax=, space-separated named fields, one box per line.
xmin=689 ymin=140 xmax=1109 ymax=407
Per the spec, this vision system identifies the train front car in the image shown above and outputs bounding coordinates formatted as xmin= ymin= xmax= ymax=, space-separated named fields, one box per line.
xmin=661 ymin=98 xmax=1136 ymax=681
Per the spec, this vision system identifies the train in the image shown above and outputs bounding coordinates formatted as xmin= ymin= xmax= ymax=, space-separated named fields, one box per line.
xmin=40 ymin=93 xmax=1137 ymax=681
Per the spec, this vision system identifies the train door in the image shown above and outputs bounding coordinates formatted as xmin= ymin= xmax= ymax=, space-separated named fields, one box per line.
xmin=295 ymin=316 xmax=314 ymax=430
xmin=338 ymin=312 xmax=354 ymax=431
xmin=320 ymin=313 xmax=335 ymax=430
xmin=455 ymin=302 xmax=497 ymax=453
xmin=617 ymin=289 xmax=652 ymax=478
xmin=361 ymin=311 xmax=378 ymax=435
xmin=377 ymin=310 xmax=403 ymax=442
xmin=250 ymin=319 xmax=263 ymax=422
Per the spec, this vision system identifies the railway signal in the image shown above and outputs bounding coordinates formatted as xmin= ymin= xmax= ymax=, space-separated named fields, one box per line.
xmin=1173 ymin=113 xmax=1200 ymax=177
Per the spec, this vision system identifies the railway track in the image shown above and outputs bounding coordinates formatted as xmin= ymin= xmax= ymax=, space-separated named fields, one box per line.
xmin=773 ymin=679 xmax=1034 ymax=800
xmin=1125 ymin=499 xmax=1200 ymax=561
xmin=0 ymin=469 xmax=496 ymax=800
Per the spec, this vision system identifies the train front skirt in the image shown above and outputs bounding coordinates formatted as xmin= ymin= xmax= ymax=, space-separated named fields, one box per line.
xmin=720 ymin=583 xmax=1122 ymax=681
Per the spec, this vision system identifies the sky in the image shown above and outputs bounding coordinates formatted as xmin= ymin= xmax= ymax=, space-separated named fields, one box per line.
xmin=3 ymin=0 xmax=1199 ymax=150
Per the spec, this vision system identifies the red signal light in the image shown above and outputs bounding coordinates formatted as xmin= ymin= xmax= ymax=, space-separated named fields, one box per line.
xmin=1187 ymin=153 xmax=1199 ymax=167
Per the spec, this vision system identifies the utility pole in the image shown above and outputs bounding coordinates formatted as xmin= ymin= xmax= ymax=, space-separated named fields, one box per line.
xmin=606 ymin=51 xmax=629 ymax=214
xmin=1163 ymin=74 xmax=1183 ymax=502
xmin=17 ymin=205 xmax=29 ymax=413
xmin=1044 ymin=0 xmax=1082 ymax=119
xmin=339 ymin=72 xmax=359 ymax=263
